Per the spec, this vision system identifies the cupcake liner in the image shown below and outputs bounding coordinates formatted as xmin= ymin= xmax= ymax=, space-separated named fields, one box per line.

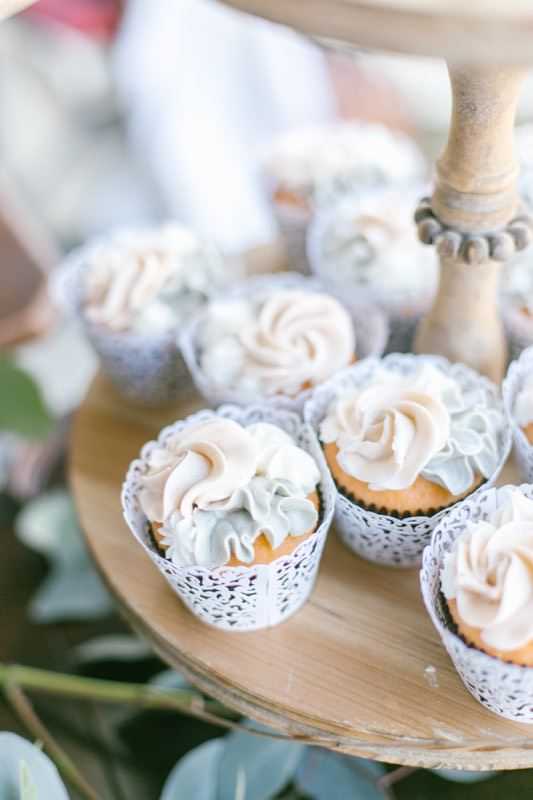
xmin=121 ymin=404 xmax=336 ymax=631
xmin=304 ymin=353 xmax=511 ymax=568
xmin=273 ymin=202 xmax=311 ymax=275
xmin=179 ymin=271 xmax=389 ymax=414
xmin=502 ymin=345 xmax=533 ymax=482
xmin=53 ymin=241 xmax=192 ymax=408
xmin=501 ymin=299 xmax=533 ymax=363
xmin=421 ymin=484 xmax=533 ymax=723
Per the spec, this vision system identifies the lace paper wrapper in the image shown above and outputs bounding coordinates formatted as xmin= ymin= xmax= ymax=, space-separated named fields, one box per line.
xmin=304 ymin=353 xmax=511 ymax=568
xmin=421 ymin=484 xmax=533 ymax=723
xmin=502 ymin=345 xmax=533 ymax=483
xmin=52 ymin=242 xmax=192 ymax=408
xmin=502 ymin=300 xmax=533 ymax=363
xmin=307 ymin=204 xmax=434 ymax=356
xmin=122 ymin=404 xmax=336 ymax=631
xmin=179 ymin=271 xmax=388 ymax=415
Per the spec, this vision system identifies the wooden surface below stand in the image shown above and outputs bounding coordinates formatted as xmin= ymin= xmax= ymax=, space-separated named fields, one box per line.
xmin=70 ymin=374 xmax=533 ymax=772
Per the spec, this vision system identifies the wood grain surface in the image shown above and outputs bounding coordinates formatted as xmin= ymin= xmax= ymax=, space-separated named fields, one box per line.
xmin=69 ymin=374 xmax=533 ymax=771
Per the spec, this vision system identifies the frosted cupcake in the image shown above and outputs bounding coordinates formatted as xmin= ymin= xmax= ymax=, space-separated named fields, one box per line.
xmin=502 ymin=345 xmax=533 ymax=483
xmin=180 ymin=273 xmax=388 ymax=413
xmin=421 ymin=485 xmax=533 ymax=722
xmin=305 ymin=354 xmax=510 ymax=567
xmin=500 ymin=252 xmax=533 ymax=362
xmin=122 ymin=406 xmax=335 ymax=630
xmin=262 ymin=122 xmax=425 ymax=273
xmin=57 ymin=223 xmax=231 ymax=406
xmin=307 ymin=186 xmax=438 ymax=353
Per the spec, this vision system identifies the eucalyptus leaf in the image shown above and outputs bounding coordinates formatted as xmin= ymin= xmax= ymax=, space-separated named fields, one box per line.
xmin=0 ymin=358 xmax=53 ymax=439
xmin=15 ymin=489 xmax=112 ymax=623
xmin=432 ymin=768 xmax=496 ymax=783
xmin=74 ymin=635 xmax=153 ymax=665
xmin=295 ymin=750 xmax=385 ymax=800
xmin=160 ymin=739 xmax=224 ymax=800
xmin=218 ymin=727 xmax=304 ymax=800
xmin=0 ymin=733 xmax=69 ymax=800
xmin=149 ymin=670 xmax=192 ymax=691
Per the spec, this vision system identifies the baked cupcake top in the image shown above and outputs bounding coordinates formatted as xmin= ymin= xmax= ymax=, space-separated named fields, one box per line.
xmin=441 ymin=488 xmax=533 ymax=652
xmin=139 ymin=417 xmax=320 ymax=567
xmin=319 ymin=362 xmax=504 ymax=496
xmin=198 ymin=288 xmax=356 ymax=398
xmin=310 ymin=188 xmax=438 ymax=310
xmin=263 ymin=122 xmax=424 ymax=204
xmin=83 ymin=223 xmax=226 ymax=334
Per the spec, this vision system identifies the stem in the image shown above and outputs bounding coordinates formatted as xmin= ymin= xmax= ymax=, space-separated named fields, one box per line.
xmin=4 ymin=682 xmax=99 ymax=800
xmin=377 ymin=766 xmax=417 ymax=789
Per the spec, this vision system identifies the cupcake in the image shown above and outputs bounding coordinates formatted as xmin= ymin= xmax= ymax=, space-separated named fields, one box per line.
xmin=502 ymin=345 xmax=533 ymax=482
xmin=122 ymin=406 xmax=335 ymax=630
xmin=307 ymin=185 xmax=438 ymax=353
xmin=305 ymin=353 xmax=510 ymax=567
xmin=500 ymin=251 xmax=533 ymax=362
xmin=55 ymin=222 xmax=233 ymax=406
xmin=262 ymin=121 xmax=425 ymax=274
xmin=180 ymin=273 xmax=388 ymax=413
xmin=421 ymin=484 xmax=533 ymax=722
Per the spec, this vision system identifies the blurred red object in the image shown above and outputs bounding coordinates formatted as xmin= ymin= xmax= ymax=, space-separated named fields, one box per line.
xmin=25 ymin=0 xmax=123 ymax=40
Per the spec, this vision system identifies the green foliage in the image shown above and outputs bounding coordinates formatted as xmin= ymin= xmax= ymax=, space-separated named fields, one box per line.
xmin=0 ymin=733 xmax=69 ymax=799
xmin=0 ymin=357 xmax=53 ymax=439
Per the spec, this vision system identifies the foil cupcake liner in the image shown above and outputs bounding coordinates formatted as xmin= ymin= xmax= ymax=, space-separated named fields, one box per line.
xmin=502 ymin=345 xmax=533 ymax=483
xmin=121 ymin=404 xmax=336 ymax=631
xmin=304 ymin=353 xmax=511 ymax=568
xmin=179 ymin=271 xmax=389 ymax=415
xmin=421 ymin=484 xmax=533 ymax=723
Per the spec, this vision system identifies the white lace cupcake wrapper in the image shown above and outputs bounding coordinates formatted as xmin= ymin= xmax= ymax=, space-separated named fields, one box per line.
xmin=304 ymin=353 xmax=511 ymax=568
xmin=52 ymin=243 xmax=192 ymax=408
xmin=421 ymin=484 xmax=533 ymax=723
xmin=502 ymin=345 xmax=533 ymax=483
xmin=179 ymin=271 xmax=389 ymax=415
xmin=502 ymin=301 xmax=533 ymax=362
xmin=121 ymin=404 xmax=336 ymax=631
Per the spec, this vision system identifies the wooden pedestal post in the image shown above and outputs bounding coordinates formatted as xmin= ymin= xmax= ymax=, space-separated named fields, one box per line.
xmin=414 ymin=64 xmax=532 ymax=383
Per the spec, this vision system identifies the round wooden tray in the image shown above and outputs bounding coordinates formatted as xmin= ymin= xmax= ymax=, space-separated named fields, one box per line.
xmin=219 ymin=0 xmax=533 ymax=63
xmin=70 ymin=373 xmax=533 ymax=771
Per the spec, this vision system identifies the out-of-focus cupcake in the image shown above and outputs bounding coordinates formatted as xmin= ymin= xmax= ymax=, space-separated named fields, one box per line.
xmin=307 ymin=185 xmax=438 ymax=353
xmin=122 ymin=406 xmax=335 ymax=630
xmin=421 ymin=484 xmax=533 ymax=722
xmin=502 ymin=345 xmax=533 ymax=482
xmin=261 ymin=121 xmax=426 ymax=274
xmin=56 ymin=222 xmax=234 ymax=406
xmin=501 ymin=251 xmax=533 ymax=362
xmin=305 ymin=353 xmax=510 ymax=567
xmin=180 ymin=272 xmax=388 ymax=413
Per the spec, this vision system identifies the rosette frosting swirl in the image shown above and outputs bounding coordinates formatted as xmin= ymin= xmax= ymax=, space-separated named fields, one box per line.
xmin=139 ymin=419 xmax=320 ymax=567
xmin=200 ymin=289 xmax=355 ymax=397
xmin=442 ymin=490 xmax=533 ymax=651
xmin=320 ymin=363 xmax=504 ymax=495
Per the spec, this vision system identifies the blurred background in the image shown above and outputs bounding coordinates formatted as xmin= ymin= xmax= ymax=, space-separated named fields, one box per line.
xmin=2 ymin=1 xmax=533 ymax=797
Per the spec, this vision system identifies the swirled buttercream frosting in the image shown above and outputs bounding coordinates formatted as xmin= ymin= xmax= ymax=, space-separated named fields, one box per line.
xmin=199 ymin=289 xmax=355 ymax=397
xmin=320 ymin=363 xmax=504 ymax=496
xmin=139 ymin=419 xmax=320 ymax=567
xmin=83 ymin=223 xmax=226 ymax=334
xmin=442 ymin=489 xmax=533 ymax=651
xmin=514 ymin=375 xmax=533 ymax=428
xmin=263 ymin=122 xmax=424 ymax=201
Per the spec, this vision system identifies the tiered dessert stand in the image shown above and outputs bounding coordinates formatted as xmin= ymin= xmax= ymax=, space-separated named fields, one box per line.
xmin=70 ymin=0 xmax=533 ymax=771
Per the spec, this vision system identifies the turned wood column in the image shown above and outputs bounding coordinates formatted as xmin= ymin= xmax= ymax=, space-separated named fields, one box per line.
xmin=414 ymin=64 xmax=531 ymax=383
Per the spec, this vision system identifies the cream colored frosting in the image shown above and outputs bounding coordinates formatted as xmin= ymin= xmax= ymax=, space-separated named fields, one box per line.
xmin=199 ymin=289 xmax=355 ymax=397
xmin=139 ymin=418 xmax=320 ymax=567
xmin=442 ymin=489 xmax=533 ymax=651
xmin=263 ymin=122 xmax=424 ymax=199
xmin=320 ymin=363 xmax=504 ymax=495
xmin=514 ymin=375 xmax=533 ymax=428
xmin=84 ymin=224 xmax=225 ymax=334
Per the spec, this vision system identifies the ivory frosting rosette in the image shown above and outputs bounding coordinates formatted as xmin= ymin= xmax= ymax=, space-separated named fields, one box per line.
xmin=304 ymin=354 xmax=510 ymax=567
xmin=53 ymin=222 xmax=233 ymax=407
xmin=261 ymin=121 xmax=425 ymax=274
xmin=307 ymin=185 xmax=438 ymax=353
xmin=421 ymin=484 xmax=533 ymax=722
xmin=502 ymin=345 xmax=533 ymax=483
xmin=121 ymin=404 xmax=335 ymax=631
xmin=179 ymin=272 xmax=388 ymax=414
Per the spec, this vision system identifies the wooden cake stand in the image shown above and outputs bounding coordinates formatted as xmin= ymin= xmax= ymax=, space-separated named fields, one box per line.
xmin=71 ymin=374 xmax=530 ymax=772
